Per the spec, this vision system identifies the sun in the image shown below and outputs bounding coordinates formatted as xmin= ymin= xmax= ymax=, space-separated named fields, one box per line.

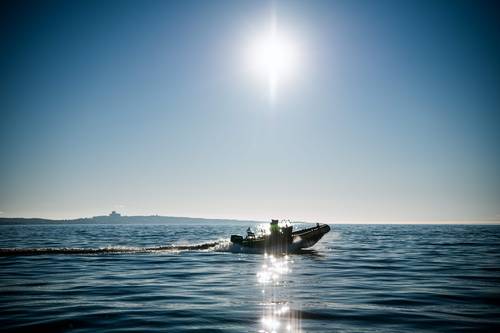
xmin=245 ymin=18 xmax=301 ymax=103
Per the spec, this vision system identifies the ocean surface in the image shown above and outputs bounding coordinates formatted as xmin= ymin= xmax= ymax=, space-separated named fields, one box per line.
xmin=0 ymin=222 xmax=499 ymax=332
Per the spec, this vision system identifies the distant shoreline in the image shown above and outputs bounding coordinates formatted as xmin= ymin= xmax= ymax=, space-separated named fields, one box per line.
xmin=0 ymin=215 xmax=498 ymax=225
xmin=0 ymin=215 xmax=258 ymax=225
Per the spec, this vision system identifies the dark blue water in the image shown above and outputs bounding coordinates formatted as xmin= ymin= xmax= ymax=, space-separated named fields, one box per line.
xmin=1 ymin=222 xmax=499 ymax=332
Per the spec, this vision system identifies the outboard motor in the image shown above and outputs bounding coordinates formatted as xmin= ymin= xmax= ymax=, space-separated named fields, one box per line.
xmin=230 ymin=235 xmax=243 ymax=244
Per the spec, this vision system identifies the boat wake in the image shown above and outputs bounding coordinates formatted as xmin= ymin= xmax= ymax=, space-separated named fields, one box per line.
xmin=0 ymin=242 xmax=221 ymax=256
xmin=0 ymin=240 xmax=313 ymax=256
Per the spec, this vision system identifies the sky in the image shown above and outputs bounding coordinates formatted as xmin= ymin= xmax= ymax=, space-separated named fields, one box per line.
xmin=1 ymin=0 xmax=499 ymax=222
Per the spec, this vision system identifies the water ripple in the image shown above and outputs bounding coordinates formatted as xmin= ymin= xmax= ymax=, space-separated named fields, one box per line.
xmin=1 ymin=223 xmax=499 ymax=332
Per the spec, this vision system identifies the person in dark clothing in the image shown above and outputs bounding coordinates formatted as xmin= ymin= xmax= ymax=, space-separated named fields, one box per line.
xmin=246 ymin=227 xmax=255 ymax=239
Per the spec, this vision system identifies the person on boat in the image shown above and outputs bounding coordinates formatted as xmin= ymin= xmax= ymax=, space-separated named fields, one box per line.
xmin=270 ymin=219 xmax=280 ymax=235
xmin=246 ymin=227 xmax=255 ymax=239
xmin=282 ymin=223 xmax=293 ymax=244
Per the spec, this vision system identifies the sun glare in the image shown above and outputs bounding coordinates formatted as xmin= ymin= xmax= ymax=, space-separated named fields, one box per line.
xmin=245 ymin=17 xmax=301 ymax=103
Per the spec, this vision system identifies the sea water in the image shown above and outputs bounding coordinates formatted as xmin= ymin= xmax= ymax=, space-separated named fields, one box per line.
xmin=0 ymin=222 xmax=499 ymax=332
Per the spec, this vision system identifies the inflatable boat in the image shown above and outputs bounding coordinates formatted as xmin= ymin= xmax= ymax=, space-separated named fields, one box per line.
xmin=230 ymin=222 xmax=330 ymax=253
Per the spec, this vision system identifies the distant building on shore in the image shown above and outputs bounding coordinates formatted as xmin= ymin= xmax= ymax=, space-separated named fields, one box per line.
xmin=109 ymin=211 xmax=121 ymax=217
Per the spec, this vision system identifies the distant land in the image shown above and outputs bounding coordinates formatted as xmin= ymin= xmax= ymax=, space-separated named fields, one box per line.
xmin=0 ymin=211 xmax=256 ymax=225
xmin=1 ymin=212 xmax=498 ymax=225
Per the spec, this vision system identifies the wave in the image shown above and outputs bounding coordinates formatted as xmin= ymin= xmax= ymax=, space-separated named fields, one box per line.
xmin=0 ymin=241 xmax=220 ymax=256
xmin=0 ymin=240 xmax=286 ymax=256
xmin=0 ymin=238 xmax=329 ymax=256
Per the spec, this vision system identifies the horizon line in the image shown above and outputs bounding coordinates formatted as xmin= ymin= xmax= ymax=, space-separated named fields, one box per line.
xmin=0 ymin=214 xmax=499 ymax=225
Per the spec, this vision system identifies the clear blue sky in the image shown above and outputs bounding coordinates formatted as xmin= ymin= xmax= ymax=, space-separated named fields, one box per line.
xmin=1 ymin=0 xmax=499 ymax=222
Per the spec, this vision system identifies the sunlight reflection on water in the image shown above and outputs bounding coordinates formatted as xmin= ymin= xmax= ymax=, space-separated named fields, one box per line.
xmin=257 ymin=253 xmax=300 ymax=333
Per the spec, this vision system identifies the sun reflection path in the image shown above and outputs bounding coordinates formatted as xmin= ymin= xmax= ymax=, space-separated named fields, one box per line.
xmin=257 ymin=254 xmax=300 ymax=333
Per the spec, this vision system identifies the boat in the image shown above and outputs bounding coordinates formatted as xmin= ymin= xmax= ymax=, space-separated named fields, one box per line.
xmin=230 ymin=220 xmax=331 ymax=253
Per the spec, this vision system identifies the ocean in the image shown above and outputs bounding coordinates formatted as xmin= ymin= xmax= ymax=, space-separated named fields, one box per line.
xmin=0 ymin=222 xmax=499 ymax=332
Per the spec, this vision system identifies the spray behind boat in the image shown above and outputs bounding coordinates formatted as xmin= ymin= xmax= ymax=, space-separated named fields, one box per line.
xmin=230 ymin=219 xmax=330 ymax=254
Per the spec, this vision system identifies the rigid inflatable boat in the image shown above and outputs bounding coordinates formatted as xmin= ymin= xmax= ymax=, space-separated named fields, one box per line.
xmin=230 ymin=221 xmax=330 ymax=253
